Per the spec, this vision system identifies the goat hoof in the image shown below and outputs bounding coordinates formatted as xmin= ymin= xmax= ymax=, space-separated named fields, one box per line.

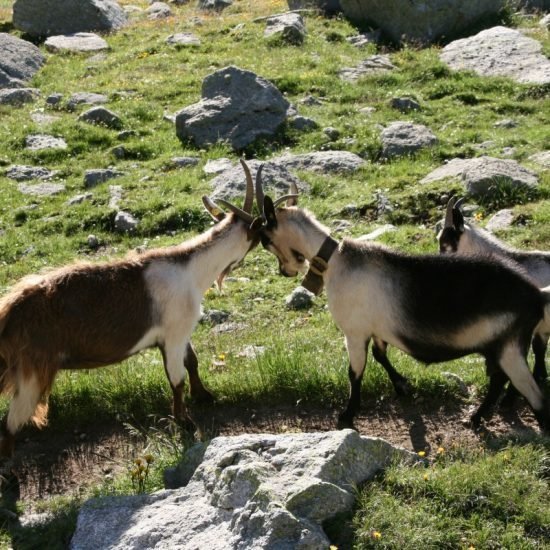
xmin=337 ymin=413 xmax=355 ymax=430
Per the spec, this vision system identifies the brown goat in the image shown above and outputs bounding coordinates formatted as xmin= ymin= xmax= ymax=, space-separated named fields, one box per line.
xmin=0 ymin=160 xmax=261 ymax=457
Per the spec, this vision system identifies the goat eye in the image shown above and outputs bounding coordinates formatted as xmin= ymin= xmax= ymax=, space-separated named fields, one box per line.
xmin=291 ymin=249 xmax=305 ymax=263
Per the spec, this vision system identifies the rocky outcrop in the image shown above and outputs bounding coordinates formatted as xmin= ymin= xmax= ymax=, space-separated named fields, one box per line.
xmin=0 ymin=33 xmax=45 ymax=89
xmin=175 ymin=66 xmax=290 ymax=150
xmin=287 ymin=0 xmax=341 ymax=12
xmin=13 ymin=0 xmax=127 ymax=37
xmin=441 ymin=27 xmax=550 ymax=85
xmin=340 ymin=0 xmax=506 ymax=44
xmin=71 ymin=431 xmax=412 ymax=549
xmin=210 ymin=160 xmax=307 ymax=201
xmin=421 ymin=156 xmax=539 ymax=198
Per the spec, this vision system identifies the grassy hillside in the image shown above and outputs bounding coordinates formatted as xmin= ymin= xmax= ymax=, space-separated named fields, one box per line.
xmin=0 ymin=0 xmax=549 ymax=547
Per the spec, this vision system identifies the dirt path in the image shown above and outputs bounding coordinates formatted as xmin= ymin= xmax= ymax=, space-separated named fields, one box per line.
xmin=3 ymin=395 xmax=542 ymax=505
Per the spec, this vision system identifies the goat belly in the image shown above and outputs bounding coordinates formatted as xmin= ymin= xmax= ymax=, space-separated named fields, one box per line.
xmin=396 ymin=334 xmax=473 ymax=364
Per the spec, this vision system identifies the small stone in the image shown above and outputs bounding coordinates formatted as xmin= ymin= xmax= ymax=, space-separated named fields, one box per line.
xmin=211 ymin=322 xmax=247 ymax=335
xmin=171 ymin=156 xmax=200 ymax=169
xmin=87 ymin=234 xmax=99 ymax=248
xmin=323 ymin=127 xmax=340 ymax=140
xmin=108 ymin=185 xmax=123 ymax=209
xmin=201 ymin=309 xmax=230 ymax=325
xmin=114 ymin=211 xmax=138 ymax=233
xmin=357 ymin=224 xmax=396 ymax=241
xmin=339 ymin=55 xmax=396 ymax=82
xmin=146 ymin=2 xmax=172 ymax=19
xmin=485 ymin=209 xmax=514 ymax=231
xmin=494 ymin=119 xmax=517 ymax=129
xmin=390 ymin=97 xmax=421 ymax=112
xmin=84 ymin=168 xmax=124 ymax=188
xmin=67 ymin=92 xmax=108 ymax=111
xmin=79 ymin=107 xmax=123 ymax=129
xmin=68 ymin=193 xmax=93 ymax=205
xmin=46 ymin=93 xmax=63 ymax=106
xmin=111 ymin=146 xmax=128 ymax=159
xmin=18 ymin=182 xmax=65 ymax=196
xmin=300 ymin=95 xmax=322 ymax=106
xmin=117 ymin=130 xmax=137 ymax=140
xmin=290 ymin=116 xmax=318 ymax=131
xmin=166 ymin=33 xmax=200 ymax=47
xmin=285 ymin=286 xmax=314 ymax=310
xmin=347 ymin=29 xmax=381 ymax=47
xmin=5 ymin=165 xmax=58 ymax=181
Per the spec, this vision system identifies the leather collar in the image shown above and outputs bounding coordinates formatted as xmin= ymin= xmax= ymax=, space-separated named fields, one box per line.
xmin=301 ymin=236 xmax=339 ymax=296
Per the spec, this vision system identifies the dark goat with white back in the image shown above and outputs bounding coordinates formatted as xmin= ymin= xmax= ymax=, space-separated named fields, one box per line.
xmin=255 ymin=172 xmax=550 ymax=432
xmin=0 ymin=160 xmax=262 ymax=458
xmin=438 ymin=197 xmax=550 ymax=391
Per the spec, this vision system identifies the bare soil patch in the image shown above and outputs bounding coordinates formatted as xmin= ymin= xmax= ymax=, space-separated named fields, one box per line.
xmin=3 ymin=395 xmax=542 ymax=506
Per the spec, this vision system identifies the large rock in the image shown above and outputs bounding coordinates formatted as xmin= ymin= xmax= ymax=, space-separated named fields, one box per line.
xmin=440 ymin=26 xmax=550 ymax=85
xmin=272 ymin=151 xmax=366 ymax=174
xmin=340 ymin=0 xmax=506 ymax=45
xmin=45 ymin=33 xmax=109 ymax=53
xmin=264 ymin=13 xmax=307 ymax=45
xmin=0 ymin=88 xmax=40 ymax=105
xmin=0 ymin=33 xmax=45 ymax=89
xmin=210 ymin=160 xmax=307 ymax=201
xmin=71 ymin=431 xmax=412 ymax=550
xmin=175 ymin=66 xmax=290 ymax=150
xmin=421 ymin=156 xmax=539 ymax=198
xmin=381 ymin=121 xmax=438 ymax=159
xmin=13 ymin=0 xmax=127 ymax=37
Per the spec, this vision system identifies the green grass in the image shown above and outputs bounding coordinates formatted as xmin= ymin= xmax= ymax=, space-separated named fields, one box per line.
xmin=354 ymin=443 xmax=550 ymax=549
xmin=0 ymin=0 xmax=549 ymax=546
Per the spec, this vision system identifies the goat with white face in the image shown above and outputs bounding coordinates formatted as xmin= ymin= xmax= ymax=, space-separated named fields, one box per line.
xmin=439 ymin=198 xmax=550 ymax=393
xmin=256 ymin=175 xmax=550 ymax=433
xmin=0 ymin=160 xmax=262 ymax=458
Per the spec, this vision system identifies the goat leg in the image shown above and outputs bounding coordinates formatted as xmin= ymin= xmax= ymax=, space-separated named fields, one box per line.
xmin=371 ymin=338 xmax=412 ymax=396
xmin=184 ymin=343 xmax=214 ymax=404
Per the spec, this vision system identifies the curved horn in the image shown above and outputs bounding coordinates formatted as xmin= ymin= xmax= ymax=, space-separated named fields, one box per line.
xmin=216 ymin=199 xmax=254 ymax=223
xmin=202 ymin=195 xmax=225 ymax=221
xmin=444 ymin=196 xmax=456 ymax=227
xmin=273 ymin=194 xmax=299 ymax=208
xmin=454 ymin=197 xmax=465 ymax=211
xmin=239 ymin=158 xmax=254 ymax=214
xmin=255 ymin=163 xmax=265 ymax=219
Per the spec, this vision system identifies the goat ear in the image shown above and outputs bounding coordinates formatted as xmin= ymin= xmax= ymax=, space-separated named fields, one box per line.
xmin=452 ymin=207 xmax=465 ymax=233
xmin=202 ymin=196 xmax=226 ymax=222
xmin=263 ymin=196 xmax=278 ymax=228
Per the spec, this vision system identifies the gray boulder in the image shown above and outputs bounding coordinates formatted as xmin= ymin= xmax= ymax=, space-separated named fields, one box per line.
xmin=528 ymin=152 xmax=550 ymax=170
xmin=485 ymin=209 xmax=514 ymax=232
xmin=146 ymin=2 xmax=172 ymax=19
xmin=18 ymin=182 xmax=66 ymax=196
xmin=84 ymin=168 xmax=124 ymax=188
xmin=264 ymin=13 xmax=306 ymax=45
xmin=0 ymin=88 xmax=40 ymax=105
xmin=79 ymin=106 xmax=123 ymax=129
xmin=70 ymin=430 xmax=412 ymax=550
xmin=441 ymin=26 xmax=550 ymax=85
xmin=166 ymin=32 xmax=201 ymax=47
xmin=340 ymin=0 xmax=505 ymax=45
xmin=210 ymin=160 xmax=307 ymax=201
xmin=339 ymin=54 xmax=395 ymax=82
xmin=25 ymin=134 xmax=68 ymax=151
xmin=381 ymin=121 xmax=438 ymax=158
xmin=45 ymin=33 xmax=109 ymax=53
xmin=6 ymin=165 xmax=58 ymax=181
xmin=390 ymin=97 xmax=421 ymax=112
xmin=0 ymin=33 xmax=45 ymax=89
xmin=272 ymin=150 xmax=366 ymax=174
xmin=421 ymin=156 xmax=539 ymax=198
xmin=175 ymin=66 xmax=290 ymax=150
xmin=114 ymin=211 xmax=138 ymax=233
xmin=13 ymin=0 xmax=127 ymax=37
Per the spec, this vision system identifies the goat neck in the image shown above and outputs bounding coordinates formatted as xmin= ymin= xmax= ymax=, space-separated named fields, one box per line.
xmin=183 ymin=216 xmax=252 ymax=294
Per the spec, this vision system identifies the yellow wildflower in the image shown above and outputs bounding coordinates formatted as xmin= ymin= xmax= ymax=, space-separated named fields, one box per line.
xmin=372 ymin=531 xmax=382 ymax=540
xmin=418 ymin=450 xmax=426 ymax=457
